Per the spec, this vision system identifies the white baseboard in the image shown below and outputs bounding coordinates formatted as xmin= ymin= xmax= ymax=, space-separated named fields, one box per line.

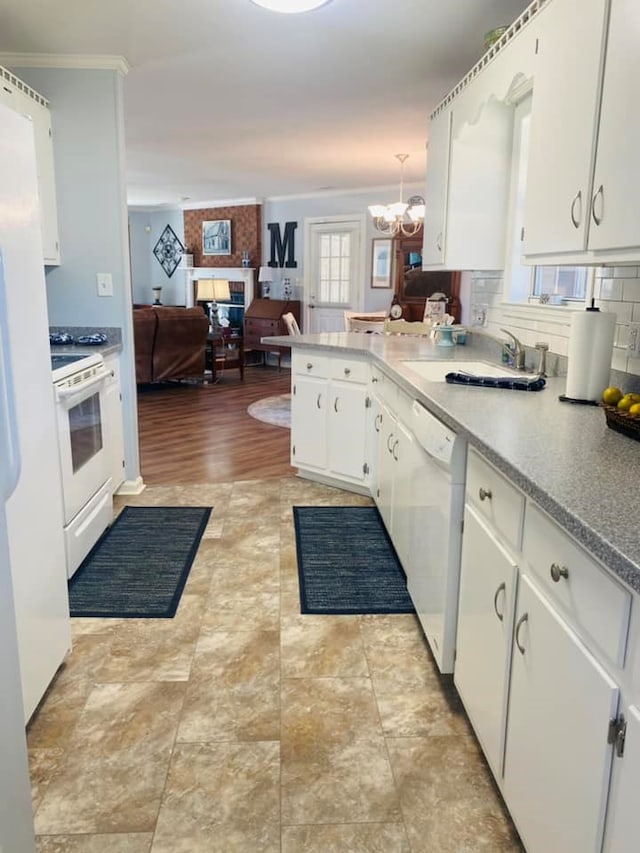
xmin=115 ymin=476 xmax=145 ymax=495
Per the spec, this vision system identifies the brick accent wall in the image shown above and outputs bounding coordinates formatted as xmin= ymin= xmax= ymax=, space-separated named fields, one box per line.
xmin=183 ymin=204 xmax=261 ymax=269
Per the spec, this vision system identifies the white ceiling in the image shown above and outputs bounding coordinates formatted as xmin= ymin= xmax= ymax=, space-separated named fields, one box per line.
xmin=0 ymin=0 xmax=531 ymax=207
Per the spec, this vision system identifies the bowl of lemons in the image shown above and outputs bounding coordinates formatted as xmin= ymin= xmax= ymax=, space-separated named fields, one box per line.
xmin=600 ymin=386 xmax=640 ymax=439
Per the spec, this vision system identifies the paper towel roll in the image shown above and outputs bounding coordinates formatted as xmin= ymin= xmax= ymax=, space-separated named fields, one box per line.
xmin=564 ymin=309 xmax=616 ymax=402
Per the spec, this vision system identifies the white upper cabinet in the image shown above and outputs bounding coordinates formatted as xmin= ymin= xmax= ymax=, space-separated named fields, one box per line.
xmin=422 ymin=108 xmax=451 ymax=266
xmin=588 ymin=0 xmax=640 ymax=255
xmin=0 ymin=68 xmax=60 ymax=265
xmin=422 ymin=14 xmax=538 ymax=271
xmin=523 ymin=0 xmax=640 ymax=263
xmin=522 ymin=0 xmax=608 ymax=258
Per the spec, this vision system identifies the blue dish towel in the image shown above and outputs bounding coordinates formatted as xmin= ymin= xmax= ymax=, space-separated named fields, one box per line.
xmin=49 ymin=333 xmax=74 ymax=345
xmin=445 ymin=372 xmax=546 ymax=392
xmin=75 ymin=333 xmax=107 ymax=345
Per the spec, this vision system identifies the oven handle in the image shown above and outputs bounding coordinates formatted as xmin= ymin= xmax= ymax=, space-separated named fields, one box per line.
xmin=55 ymin=369 xmax=110 ymax=403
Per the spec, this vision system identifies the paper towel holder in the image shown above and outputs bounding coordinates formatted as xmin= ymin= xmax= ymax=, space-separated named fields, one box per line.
xmin=559 ymin=299 xmax=611 ymax=405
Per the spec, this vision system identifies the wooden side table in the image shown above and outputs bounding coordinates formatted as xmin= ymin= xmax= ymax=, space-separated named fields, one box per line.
xmin=207 ymin=334 xmax=244 ymax=382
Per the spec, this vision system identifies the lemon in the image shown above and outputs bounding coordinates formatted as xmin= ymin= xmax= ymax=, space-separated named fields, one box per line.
xmin=617 ymin=394 xmax=636 ymax=411
xmin=603 ymin=386 xmax=623 ymax=405
xmin=629 ymin=403 xmax=640 ymax=416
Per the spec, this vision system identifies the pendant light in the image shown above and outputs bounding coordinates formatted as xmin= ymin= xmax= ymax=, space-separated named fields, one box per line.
xmin=250 ymin=0 xmax=332 ymax=12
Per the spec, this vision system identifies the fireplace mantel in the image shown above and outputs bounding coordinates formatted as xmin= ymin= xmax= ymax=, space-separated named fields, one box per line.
xmin=184 ymin=267 xmax=255 ymax=308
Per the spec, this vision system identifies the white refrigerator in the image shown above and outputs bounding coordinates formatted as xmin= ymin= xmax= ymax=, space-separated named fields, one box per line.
xmin=0 ymin=101 xmax=72 ymax=727
xmin=0 ymin=207 xmax=36 ymax=848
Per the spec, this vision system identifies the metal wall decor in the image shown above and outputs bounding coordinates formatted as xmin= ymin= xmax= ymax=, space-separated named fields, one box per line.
xmin=152 ymin=224 xmax=185 ymax=278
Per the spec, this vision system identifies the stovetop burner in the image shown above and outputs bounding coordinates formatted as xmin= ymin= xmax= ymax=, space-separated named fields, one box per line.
xmin=51 ymin=353 xmax=88 ymax=372
xmin=51 ymin=351 xmax=104 ymax=382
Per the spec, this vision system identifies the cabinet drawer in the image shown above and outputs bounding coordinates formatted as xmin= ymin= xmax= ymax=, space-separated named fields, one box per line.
xmin=466 ymin=448 xmax=524 ymax=550
xmin=522 ymin=501 xmax=631 ymax=667
xmin=329 ymin=357 xmax=368 ymax=384
xmin=292 ymin=351 xmax=329 ymax=378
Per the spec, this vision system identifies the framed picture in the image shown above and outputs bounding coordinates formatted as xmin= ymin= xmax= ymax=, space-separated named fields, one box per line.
xmin=202 ymin=219 xmax=232 ymax=256
xmin=371 ymin=238 xmax=393 ymax=288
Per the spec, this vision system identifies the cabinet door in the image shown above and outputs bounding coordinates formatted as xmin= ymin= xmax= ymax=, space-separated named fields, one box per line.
xmin=375 ymin=400 xmax=396 ymax=535
xmin=291 ymin=374 xmax=327 ymax=471
xmin=422 ymin=108 xmax=452 ymax=266
xmin=504 ymin=576 xmax=618 ymax=853
xmin=454 ymin=505 xmax=517 ymax=775
xmin=387 ymin=418 xmax=415 ymax=570
xmin=103 ymin=361 xmax=125 ymax=493
xmin=25 ymin=99 xmax=60 ymax=265
xmin=603 ymin=705 xmax=640 ymax=852
xmin=589 ymin=0 xmax=640 ymax=253
xmin=522 ymin=0 xmax=609 ymax=256
xmin=446 ymin=97 xmax=514 ymax=270
xmin=327 ymin=379 xmax=367 ymax=482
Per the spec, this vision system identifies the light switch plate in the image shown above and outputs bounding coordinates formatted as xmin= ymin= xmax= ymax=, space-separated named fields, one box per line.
xmin=627 ymin=323 xmax=640 ymax=356
xmin=96 ymin=273 xmax=113 ymax=297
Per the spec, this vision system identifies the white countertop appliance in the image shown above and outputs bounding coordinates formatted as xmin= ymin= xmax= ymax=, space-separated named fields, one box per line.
xmin=1 ymin=101 xmax=72 ymax=734
xmin=52 ymin=350 xmax=113 ymax=577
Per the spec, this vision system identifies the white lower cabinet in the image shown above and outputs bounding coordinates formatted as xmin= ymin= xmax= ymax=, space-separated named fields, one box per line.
xmin=454 ymin=447 xmax=638 ymax=852
xmin=103 ymin=355 xmax=125 ymax=494
xmin=291 ymin=372 xmax=327 ymax=471
xmin=504 ymin=575 xmax=619 ymax=853
xmin=291 ymin=350 xmax=371 ymax=490
xmin=454 ymin=504 xmax=517 ymax=777
xmin=603 ymin=705 xmax=640 ymax=852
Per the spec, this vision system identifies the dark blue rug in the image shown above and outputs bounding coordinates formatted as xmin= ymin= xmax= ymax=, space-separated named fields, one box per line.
xmin=68 ymin=506 xmax=212 ymax=618
xmin=293 ymin=506 xmax=415 ymax=615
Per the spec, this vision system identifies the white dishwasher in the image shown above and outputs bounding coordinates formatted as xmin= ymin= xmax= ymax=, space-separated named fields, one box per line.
xmin=402 ymin=400 xmax=466 ymax=674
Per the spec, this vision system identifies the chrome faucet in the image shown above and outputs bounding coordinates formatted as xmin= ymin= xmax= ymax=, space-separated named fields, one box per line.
xmin=535 ymin=341 xmax=549 ymax=377
xmin=499 ymin=328 xmax=526 ymax=370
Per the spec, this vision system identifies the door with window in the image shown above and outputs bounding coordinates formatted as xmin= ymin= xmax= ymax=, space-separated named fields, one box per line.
xmin=304 ymin=216 xmax=364 ymax=333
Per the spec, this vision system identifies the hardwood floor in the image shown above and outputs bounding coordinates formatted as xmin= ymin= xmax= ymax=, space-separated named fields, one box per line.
xmin=136 ymin=364 xmax=293 ymax=484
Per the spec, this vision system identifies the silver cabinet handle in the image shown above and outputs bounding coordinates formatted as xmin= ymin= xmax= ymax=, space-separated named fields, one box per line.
xmin=371 ymin=376 xmax=378 ymax=383
xmin=550 ymin=562 xmax=569 ymax=582
xmin=515 ymin=613 xmax=528 ymax=655
xmin=392 ymin=440 xmax=399 ymax=461
xmin=374 ymin=413 xmax=382 ymax=433
xmin=592 ymin=184 xmax=604 ymax=226
xmin=570 ymin=189 xmax=582 ymax=229
xmin=344 ymin=367 xmax=351 ymax=376
xmin=493 ymin=582 xmax=506 ymax=622
xmin=386 ymin=433 xmax=395 ymax=453
xmin=479 ymin=487 xmax=492 ymax=502
xmin=306 ymin=362 xmax=313 ymax=370
xmin=334 ymin=396 xmax=339 ymax=413
xmin=316 ymin=393 xmax=322 ymax=410
xmin=436 ymin=231 xmax=443 ymax=252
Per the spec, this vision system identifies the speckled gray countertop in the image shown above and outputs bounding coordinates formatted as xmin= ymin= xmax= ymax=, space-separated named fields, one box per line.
xmin=266 ymin=331 xmax=640 ymax=596
xmin=49 ymin=326 xmax=122 ymax=358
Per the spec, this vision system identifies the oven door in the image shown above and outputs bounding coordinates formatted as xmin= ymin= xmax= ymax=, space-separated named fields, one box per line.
xmin=55 ymin=370 xmax=111 ymax=524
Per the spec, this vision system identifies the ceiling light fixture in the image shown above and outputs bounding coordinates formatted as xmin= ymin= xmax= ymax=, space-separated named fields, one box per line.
xmin=250 ymin=0 xmax=332 ymax=12
xmin=368 ymin=154 xmax=425 ymax=238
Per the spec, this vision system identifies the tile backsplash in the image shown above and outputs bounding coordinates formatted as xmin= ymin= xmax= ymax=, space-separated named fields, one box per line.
xmin=470 ymin=267 xmax=640 ymax=377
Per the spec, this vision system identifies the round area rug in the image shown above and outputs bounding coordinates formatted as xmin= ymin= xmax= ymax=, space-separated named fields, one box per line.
xmin=247 ymin=393 xmax=291 ymax=429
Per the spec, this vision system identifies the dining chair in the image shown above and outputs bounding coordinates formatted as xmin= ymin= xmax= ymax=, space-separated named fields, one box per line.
xmin=282 ymin=312 xmax=301 ymax=336
xmin=383 ymin=318 xmax=433 ymax=336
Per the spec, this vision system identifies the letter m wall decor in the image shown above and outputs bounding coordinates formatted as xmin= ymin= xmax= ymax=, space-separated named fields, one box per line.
xmin=267 ymin=221 xmax=298 ymax=268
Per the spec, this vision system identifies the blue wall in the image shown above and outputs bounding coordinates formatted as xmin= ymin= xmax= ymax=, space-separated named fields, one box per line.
xmin=128 ymin=208 xmax=186 ymax=306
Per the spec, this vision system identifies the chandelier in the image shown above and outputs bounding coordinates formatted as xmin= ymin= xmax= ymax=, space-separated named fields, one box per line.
xmin=368 ymin=154 xmax=425 ymax=237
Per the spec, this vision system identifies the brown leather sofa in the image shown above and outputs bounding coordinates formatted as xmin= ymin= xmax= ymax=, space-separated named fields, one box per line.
xmin=133 ymin=306 xmax=209 ymax=384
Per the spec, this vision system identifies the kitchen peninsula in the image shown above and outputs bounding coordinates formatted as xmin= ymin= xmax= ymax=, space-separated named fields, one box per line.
xmin=267 ymin=328 xmax=640 ymax=853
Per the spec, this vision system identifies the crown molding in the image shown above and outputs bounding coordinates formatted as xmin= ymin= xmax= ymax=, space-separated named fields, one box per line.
xmin=0 ymin=53 xmax=130 ymax=75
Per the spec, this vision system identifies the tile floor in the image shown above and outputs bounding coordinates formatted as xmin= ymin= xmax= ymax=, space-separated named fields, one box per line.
xmin=28 ymin=476 xmax=523 ymax=852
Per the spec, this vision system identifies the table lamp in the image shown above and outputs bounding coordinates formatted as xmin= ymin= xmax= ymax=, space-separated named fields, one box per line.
xmin=196 ymin=278 xmax=231 ymax=333
xmin=258 ymin=266 xmax=274 ymax=299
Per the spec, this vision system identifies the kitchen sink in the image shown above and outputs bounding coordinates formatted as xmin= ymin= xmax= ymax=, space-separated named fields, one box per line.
xmin=400 ymin=360 xmax=517 ymax=383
